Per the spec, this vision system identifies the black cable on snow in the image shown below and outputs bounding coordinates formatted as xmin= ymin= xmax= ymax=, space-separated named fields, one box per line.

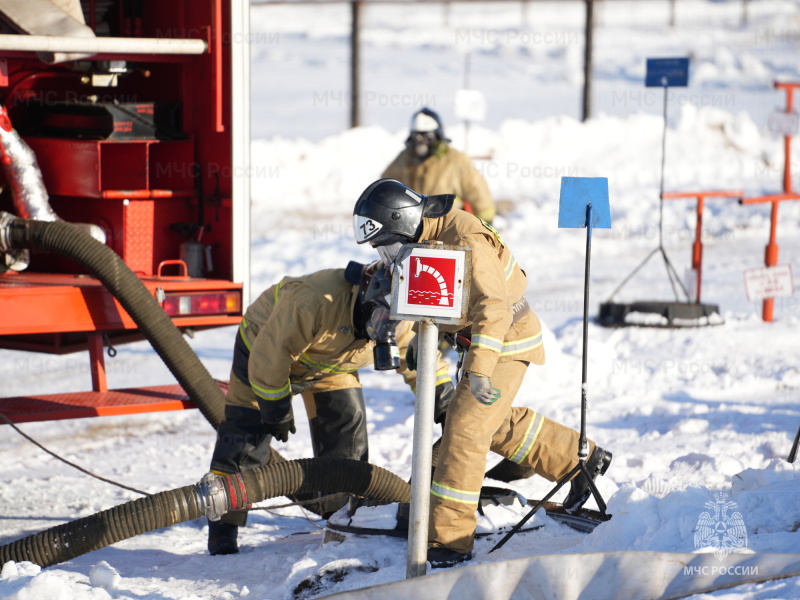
xmin=0 ymin=407 xmax=341 ymax=519
xmin=0 ymin=411 xmax=150 ymax=496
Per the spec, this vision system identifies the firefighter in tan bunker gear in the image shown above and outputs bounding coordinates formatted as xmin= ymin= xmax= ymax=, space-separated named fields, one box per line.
xmin=353 ymin=179 xmax=612 ymax=568
xmin=382 ymin=107 xmax=497 ymax=223
xmin=205 ymin=262 xmax=455 ymax=556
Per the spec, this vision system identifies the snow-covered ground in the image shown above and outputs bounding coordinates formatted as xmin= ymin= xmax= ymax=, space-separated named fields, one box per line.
xmin=2 ymin=1 xmax=800 ymax=598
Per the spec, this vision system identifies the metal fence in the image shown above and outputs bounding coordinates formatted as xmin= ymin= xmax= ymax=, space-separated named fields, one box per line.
xmin=249 ymin=0 xmax=791 ymax=141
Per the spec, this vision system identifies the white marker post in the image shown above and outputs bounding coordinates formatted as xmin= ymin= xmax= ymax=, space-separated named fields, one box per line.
xmin=391 ymin=242 xmax=470 ymax=579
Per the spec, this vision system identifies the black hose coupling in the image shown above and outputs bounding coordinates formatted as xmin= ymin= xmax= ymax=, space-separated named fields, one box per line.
xmin=0 ymin=211 xmax=29 ymax=272
xmin=196 ymin=472 xmax=230 ymax=521
xmin=0 ymin=211 xmax=15 ymax=252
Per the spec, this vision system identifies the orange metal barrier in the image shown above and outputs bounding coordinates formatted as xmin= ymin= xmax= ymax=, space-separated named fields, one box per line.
xmin=660 ymin=190 xmax=743 ymax=303
xmin=739 ymin=82 xmax=800 ymax=322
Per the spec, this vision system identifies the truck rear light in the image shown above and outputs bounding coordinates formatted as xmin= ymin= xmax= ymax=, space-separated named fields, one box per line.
xmin=162 ymin=292 xmax=241 ymax=316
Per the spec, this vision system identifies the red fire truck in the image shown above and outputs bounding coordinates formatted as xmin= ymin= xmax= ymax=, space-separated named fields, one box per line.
xmin=0 ymin=0 xmax=250 ymax=423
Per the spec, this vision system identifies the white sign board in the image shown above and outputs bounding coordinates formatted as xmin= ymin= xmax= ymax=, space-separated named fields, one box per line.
xmin=744 ymin=264 xmax=794 ymax=301
xmin=768 ymin=110 xmax=800 ymax=136
xmin=391 ymin=245 xmax=470 ymax=326
xmin=454 ymin=89 xmax=487 ymax=123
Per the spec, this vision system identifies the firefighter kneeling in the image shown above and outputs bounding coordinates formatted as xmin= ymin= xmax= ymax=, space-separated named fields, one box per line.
xmin=353 ymin=179 xmax=612 ymax=568
xmin=205 ymin=261 xmax=454 ymax=555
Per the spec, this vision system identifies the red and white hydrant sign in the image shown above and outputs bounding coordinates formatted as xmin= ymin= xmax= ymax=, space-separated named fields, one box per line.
xmin=391 ymin=244 xmax=470 ymax=325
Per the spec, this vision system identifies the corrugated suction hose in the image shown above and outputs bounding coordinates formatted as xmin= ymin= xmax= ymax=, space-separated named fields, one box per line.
xmin=0 ymin=217 xmax=414 ymax=570
xmin=0 ymin=458 xmax=411 ymax=568
xmin=0 ymin=216 xmax=225 ymax=428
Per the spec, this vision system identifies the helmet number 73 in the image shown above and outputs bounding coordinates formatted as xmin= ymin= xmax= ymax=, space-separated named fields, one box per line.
xmin=354 ymin=215 xmax=384 ymax=243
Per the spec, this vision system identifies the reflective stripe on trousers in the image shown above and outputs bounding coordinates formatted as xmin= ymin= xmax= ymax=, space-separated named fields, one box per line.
xmin=429 ymin=360 xmax=595 ymax=554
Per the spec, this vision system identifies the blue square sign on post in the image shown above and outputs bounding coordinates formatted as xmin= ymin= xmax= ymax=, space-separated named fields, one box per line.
xmin=558 ymin=177 xmax=611 ymax=229
xmin=645 ymin=57 xmax=690 ymax=88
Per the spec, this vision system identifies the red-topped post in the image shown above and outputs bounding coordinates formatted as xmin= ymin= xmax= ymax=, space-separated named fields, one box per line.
xmin=739 ymin=192 xmax=800 ymax=321
xmin=775 ymin=82 xmax=798 ymax=194
xmin=741 ymin=82 xmax=800 ymax=321
xmin=661 ymin=190 xmax=743 ymax=302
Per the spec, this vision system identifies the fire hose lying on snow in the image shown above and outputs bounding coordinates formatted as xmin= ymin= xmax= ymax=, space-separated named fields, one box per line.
xmin=0 ymin=212 xmax=415 ymax=570
xmin=0 ymin=211 xmax=581 ymax=569
xmin=0 ymin=458 xmax=411 ymax=568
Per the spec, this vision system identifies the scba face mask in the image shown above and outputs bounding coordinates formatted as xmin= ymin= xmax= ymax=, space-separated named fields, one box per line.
xmin=408 ymin=131 xmax=437 ymax=159
xmin=347 ymin=260 xmax=401 ymax=371
xmin=365 ymin=304 xmax=400 ymax=371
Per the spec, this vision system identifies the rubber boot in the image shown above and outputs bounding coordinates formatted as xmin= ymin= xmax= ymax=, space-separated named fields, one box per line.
xmin=207 ymin=520 xmax=239 ymax=556
xmin=307 ymin=388 xmax=369 ymax=462
xmin=292 ymin=388 xmax=369 ymax=519
xmin=210 ymin=405 xmax=274 ymax=475
xmin=207 ymin=404 xmax=273 ymax=553
xmin=563 ymin=446 xmax=612 ymax=514
xmin=427 ymin=546 xmax=473 ymax=569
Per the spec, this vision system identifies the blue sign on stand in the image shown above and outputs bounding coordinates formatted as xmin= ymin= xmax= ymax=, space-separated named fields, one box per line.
xmin=558 ymin=177 xmax=611 ymax=229
xmin=645 ymin=57 xmax=690 ymax=87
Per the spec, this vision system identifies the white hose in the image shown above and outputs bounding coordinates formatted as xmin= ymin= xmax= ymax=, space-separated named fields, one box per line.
xmin=0 ymin=107 xmax=106 ymax=253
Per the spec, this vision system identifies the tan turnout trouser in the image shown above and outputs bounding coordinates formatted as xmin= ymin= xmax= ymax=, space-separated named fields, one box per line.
xmin=429 ymin=359 xmax=594 ymax=554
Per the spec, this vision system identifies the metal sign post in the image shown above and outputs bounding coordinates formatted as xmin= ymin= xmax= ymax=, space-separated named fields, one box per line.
xmin=558 ymin=177 xmax=611 ymax=464
xmin=489 ymin=176 xmax=611 ymax=554
xmin=601 ymin=58 xmax=718 ymax=328
xmin=640 ymin=57 xmax=690 ymax=297
xmin=391 ymin=242 xmax=470 ymax=579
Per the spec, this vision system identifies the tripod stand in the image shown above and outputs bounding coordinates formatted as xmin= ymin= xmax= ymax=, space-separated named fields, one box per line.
xmin=605 ymin=85 xmax=692 ymax=306
xmin=490 ymin=187 xmax=611 ymax=554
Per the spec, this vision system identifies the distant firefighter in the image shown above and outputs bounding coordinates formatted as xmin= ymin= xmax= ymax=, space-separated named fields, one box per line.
xmin=382 ymin=107 xmax=497 ymax=223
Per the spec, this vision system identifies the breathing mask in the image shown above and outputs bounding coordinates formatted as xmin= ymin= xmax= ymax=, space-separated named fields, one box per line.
xmin=345 ymin=260 xmax=401 ymax=371
xmin=407 ymin=131 xmax=437 ymax=160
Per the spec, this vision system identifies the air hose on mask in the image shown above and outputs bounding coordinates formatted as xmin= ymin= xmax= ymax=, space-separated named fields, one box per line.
xmin=0 ymin=458 xmax=411 ymax=568
xmin=0 ymin=215 xmax=225 ymax=428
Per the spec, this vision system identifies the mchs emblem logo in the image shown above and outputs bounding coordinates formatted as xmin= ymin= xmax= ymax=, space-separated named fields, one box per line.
xmin=694 ymin=492 xmax=748 ymax=560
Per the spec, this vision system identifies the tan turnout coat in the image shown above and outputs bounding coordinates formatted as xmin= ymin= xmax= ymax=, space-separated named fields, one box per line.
xmin=417 ymin=209 xmax=545 ymax=377
xmin=235 ymin=268 xmax=450 ymax=404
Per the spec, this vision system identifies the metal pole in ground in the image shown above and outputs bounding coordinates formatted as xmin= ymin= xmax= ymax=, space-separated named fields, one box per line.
xmin=392 ymin=242 xmax=469 ymax=577
xmin=578 ymin=202 xmax=593 ymax=462
xmin=581 ymin=0 xmax=594 ymax=122
xmin=349 ymin=1 xmax=361 ymax=128
xmin=406 ymin=317 xmax=438 ymax=578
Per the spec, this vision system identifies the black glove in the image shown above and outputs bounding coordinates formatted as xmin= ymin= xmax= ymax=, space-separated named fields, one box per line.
xmin=258 ymin=395 xmax=296 ymax=443
xmin=433 ymin=381 xmax=455 ymax=425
